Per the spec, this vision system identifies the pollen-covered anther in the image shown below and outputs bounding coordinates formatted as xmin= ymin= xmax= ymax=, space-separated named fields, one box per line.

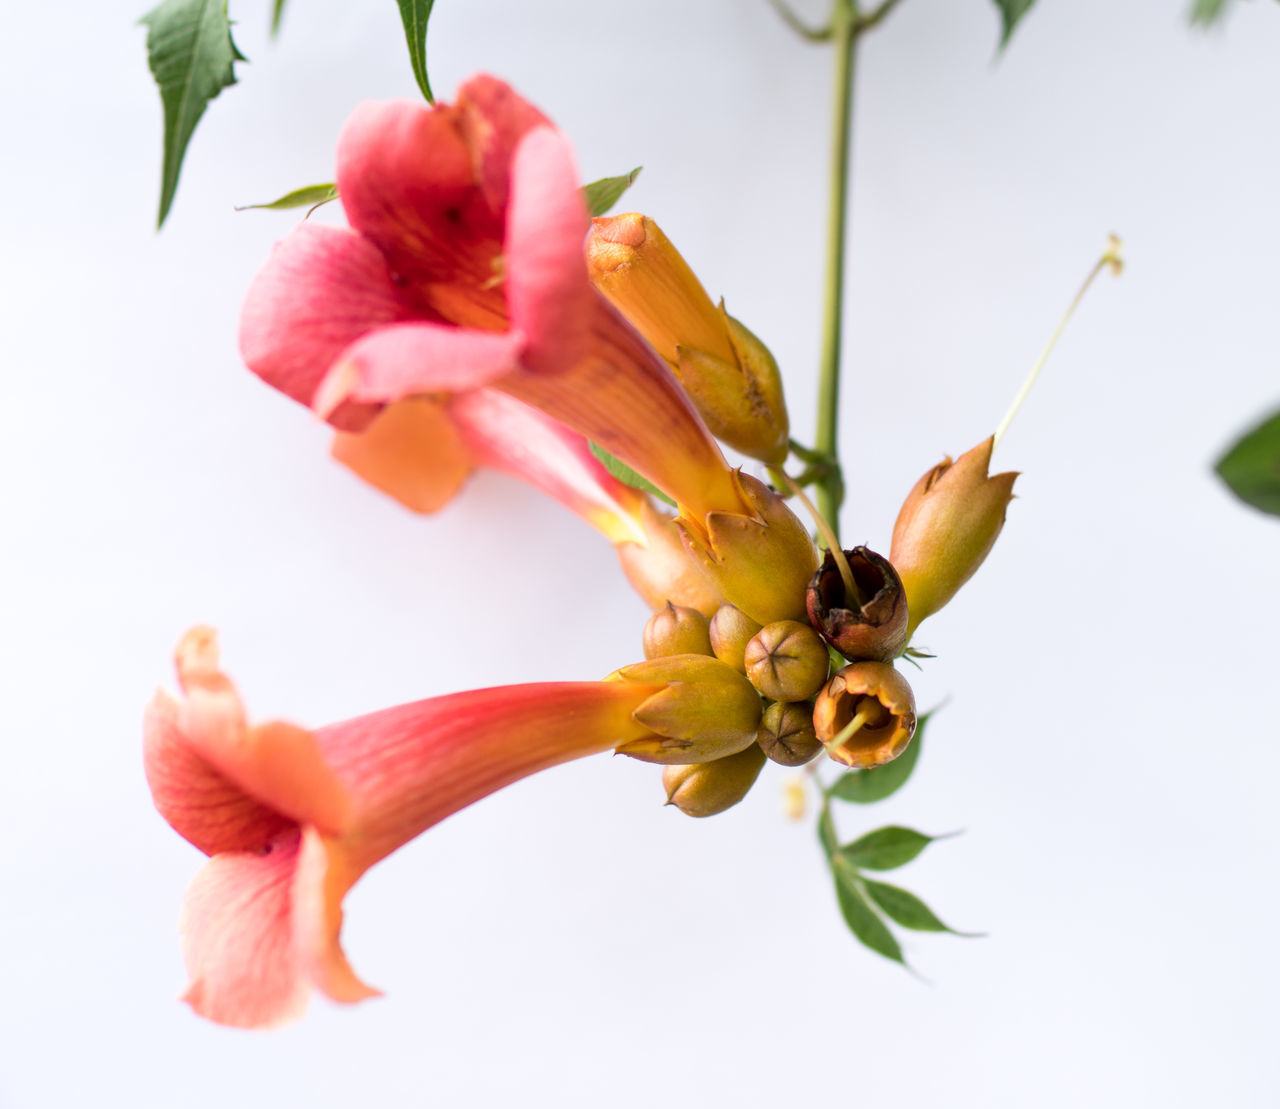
xmin=812 ymin=662 xmax=917 ymax=770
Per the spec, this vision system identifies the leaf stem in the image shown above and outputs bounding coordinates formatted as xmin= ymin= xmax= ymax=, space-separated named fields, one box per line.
xmin=766 ymin=0 xmax=834 ymax=41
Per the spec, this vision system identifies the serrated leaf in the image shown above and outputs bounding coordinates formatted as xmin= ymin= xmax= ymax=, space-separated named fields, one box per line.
xmin=992 ymin=0 xmax=1037 ymax=48
xmin=1189 ymin=0 xmax=1232 ymax=24
xmin=1216 ymin=407 xmax=1280 ymax=517
xmin=270 ymin=0 xmax=286 ymax=35
xmin=396 ymin=0 xmax=437 ymax=103
xmin=828 ymin=713 xmax=928 ymax=804
xmin=587 ymin=442 xmax=676 ymax=507
xmin=863 ymin=879 xmax=978 ymax=935
xmin=817 ymin=802 xmax=837 ymax=858
xmin=235 ymin=183 xmax=338 ymax=212
xmin=832 ymin=861 xmax=904 ymax=963
xmin=838 ymin=825 xmax=940 ymax=871
xmin=582 ymin=168 xmax=643 ymax=217
xmin=140 ymin=0 xmax=244 ymax=228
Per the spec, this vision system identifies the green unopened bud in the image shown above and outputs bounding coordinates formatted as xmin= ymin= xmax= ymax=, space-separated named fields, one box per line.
xmin=662 ymin=743 xmax=767 ymax=817
xmin=890 ymin=436 xmax=1018 ymax=639
xmin=587 ymin=214 xmax=789 ymax=464
xmin=678 ymin=472 xmax=819 ymax=627
xmin=743 ymin=620 xmax=831 ymax=702
xmin=643 ymin=603 xmax=714 ymax=660
xmin=812 ymin=662 xmax=916 ymax=770
xmin=609 ymin=655 xmax=763 ymax=764
xmin=805 ymin=546 xmax=908 ymax=662
xmin=708 ymin=604 xmax=763 ymax=673
xmin=756 ymin=701 xmax=823 ymax=767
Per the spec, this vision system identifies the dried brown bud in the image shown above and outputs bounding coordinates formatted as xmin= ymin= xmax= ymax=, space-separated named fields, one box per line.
xmin=812 ymin=662 xmax=916 ymax=770
xmin=662 ymin=743 xmax=768 ymax=817
xmin=756 ymin=701 xmax=823 ymax=767
xmin=708 ymin=604 xmax=763 ymax=673
xmin=743 ymin=620 xmax=831 ymax=702
xmin=643 ymin=603 xmax=714 ymax=660
xmin=805 ymin=546 xmax=908 ymax=662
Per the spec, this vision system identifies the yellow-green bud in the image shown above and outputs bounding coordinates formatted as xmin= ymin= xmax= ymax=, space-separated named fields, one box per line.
xmin=756 ymin=701 xmax=823 ymax=767
xmin=708 ymin=604 xmax=763 ymax=673
xmin=608 ymin=655 xmax=763 ymax=764
xmin=812 ymin=662 xmax=916 ymax=770
xmin=890 ymin=436 xmax=1018 ymax=639
xmin=643 ymin=603 xmax=714 ymax=660
xmin=661 ymin=743 xmax=767 ymax=817
xmin=743 ymin=621 xmax=831 ymax=702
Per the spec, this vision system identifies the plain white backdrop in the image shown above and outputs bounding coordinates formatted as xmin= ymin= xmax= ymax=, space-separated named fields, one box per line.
xmin=2 ymin=0 xmax=1278 ymax=1105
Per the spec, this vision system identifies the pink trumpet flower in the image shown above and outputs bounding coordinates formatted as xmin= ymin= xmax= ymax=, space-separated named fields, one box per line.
xmin=241 ymin=76 xmax=744 ymax=523
xmin=144 ymin=628 xmax=663 ymax=1028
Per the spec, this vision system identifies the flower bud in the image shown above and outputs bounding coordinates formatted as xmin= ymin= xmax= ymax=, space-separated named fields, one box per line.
xmin=708 ymin=604 xmax=763 ymax=673
xmin=743 ymin=621 xmax=831 ymax=702
xmin=661 ymin=743 xmax=767 ymax=817
xmin=890 ymin=436 xmax=1017 ymax=639
xmin=756 ymin=701 xmax=823 ymax=767
xmin=587 ymin=214 xmax=789 ymax=464
xmin=805 ymin=546 xmax=908 ymax=662
xmin=812 ymin=662 xmax=916 ymax=770
xmin=608 ymin=655 xmax=762 ymax=764
xmin=643 ymin=603 xmax=714 ymax=660
xmin=678 ymin=472 xmax=819 ymax=627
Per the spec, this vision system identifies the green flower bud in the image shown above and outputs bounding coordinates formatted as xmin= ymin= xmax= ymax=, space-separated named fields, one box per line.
xmin=743 ymin=620 xmax=831 ymax=702
xmin=708 ymin=604 xmax=763 ymax=673
xmin=661 ymin=743 xmax=767 ymax=817
xmin=756 ymin=701 xmax=823 ymax=767
xmin=643 ymin=603 xmax=714 ymax=660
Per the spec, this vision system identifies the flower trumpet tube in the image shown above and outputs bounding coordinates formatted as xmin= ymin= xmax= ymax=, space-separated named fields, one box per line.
xmin=890 ymin=436 xmax=1018 ymax=640
xmin=587 ymin=213 xmax=790 ymax=464
xmin=143 ymin=627 xmax=671 ymax=1029
xmin=241 ymin=76 xmax=745 ymax=524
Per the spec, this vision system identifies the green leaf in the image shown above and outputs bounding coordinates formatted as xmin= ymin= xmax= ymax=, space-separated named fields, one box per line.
xmin=863 ymin=879 xmax=978 ymax=935
xmin=838 ymin=825 xmax=941 ymax=871
xmin=1216 ymin=407 xmax=1280 ymax=517
xmin=817 ymin=802 xmax=837 ymax=858
xmin=140 ymin=0 xmax=245 ymax=228
xmin=582 ymin=168 xmax=643 ymax=217
xmin=828 ymin=713 xmax=928 ymax=804
xmin=992 ymin=0 xmax=1036 ymax=48
xmin=270 ymin=0 xmax=286 ymax=35
xmin=235 ymin=183 xmax=339 ymax=212
xmin=1189 ymin=0 xmax=1231 ymax=24
xmin=396 ymin=0 xmax=437 ymax=103
xmin=587 ymin=442 xmax=676 ymax=507
xmin=832 ymin=861 xmax=904 ymax=963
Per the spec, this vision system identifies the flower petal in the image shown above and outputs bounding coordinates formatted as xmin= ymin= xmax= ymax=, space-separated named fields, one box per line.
xmin=180 ymin=831 xmax=310 ymax=1028
xmin=455 ymin=75 xmax=551 ymax=217
xmin=330 ymin=397 xmax=476 ymax=514
xmin=144 ymin=689 xmax=295 ymax=855
xmin=504 ymin=126 xmax=593 ymax=373
xmin=239 ymin=224 xmax=409 ymax=430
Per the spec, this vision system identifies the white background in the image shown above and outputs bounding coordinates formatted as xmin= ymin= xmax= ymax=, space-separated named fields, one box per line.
xmin=2 ymin=0 xmax=1278 ymax=1105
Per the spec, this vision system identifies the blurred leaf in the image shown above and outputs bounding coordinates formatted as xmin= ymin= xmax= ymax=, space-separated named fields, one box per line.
xmin=1216 ymin=407 xmax=1280 ymax=517
xmin=1189 ymin=0 xmax=1231 ymax=23
xmin=863 ymin=879 xmax=979 ymax=935
xmin=140 ymin=0 xmax=245 ymax=227
xmin=587 ymin=442 xmax=676 ymax=507
xmin=235 ymin=183 xmax=338 ymax=211
xmin=817 ymin=801 xmax=837 ymax=857
xmin=582 ymin=168 xmax=643 ymax=217
xmin=992 ymin=0 xmax=1036 ymax=47
xmin=838 ymin=825 xmax=940 ymax=871
xmin=271 ymin=0 xmax=286 ymax=34
xmin=396 ymin=0 xmax=437 ymax=103
xmin=833 ymin=860 xmax=904 ymax=963
xmin=828 ymin=713 xmax=928 ymax=804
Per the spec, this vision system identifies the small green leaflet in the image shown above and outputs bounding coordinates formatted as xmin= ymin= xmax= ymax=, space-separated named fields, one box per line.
xmin=1190 ymin=0 xmax=1232 ymax=23
xmin=817 ymin=801 xmax=838 ymax=858
xmin=587 ymin=443 xmax=676 ymax=507
xmin=832 ymin=859 xmax=904 ymax=964
xmin=992 ymin=0 xmax=1037 ymax=48
xmin=828 ymin=713 xmax=927 ymax=804
xmin=140 ymin=0 xmax=245 ymax=228
xmin=582 ymin=168 xmax=643 ymax=217
xmin=837 ymin=826 xmax=941 ymax=871
xmin=271 ymin=0 xmax=286 ymax=35
xmin=1216 ymin=407 xmax=1280 ymax=517
xmin=236 ymin=183 xmax=339 ymax=212
xmin=863 ymin=879 xmax=978 ymax=936
xmin=396 ymin=0 xmax=437 ymax=104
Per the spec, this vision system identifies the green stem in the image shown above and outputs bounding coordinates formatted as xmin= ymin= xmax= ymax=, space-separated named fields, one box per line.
xmin=814 ymin=0 xmax=859 ymax=540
